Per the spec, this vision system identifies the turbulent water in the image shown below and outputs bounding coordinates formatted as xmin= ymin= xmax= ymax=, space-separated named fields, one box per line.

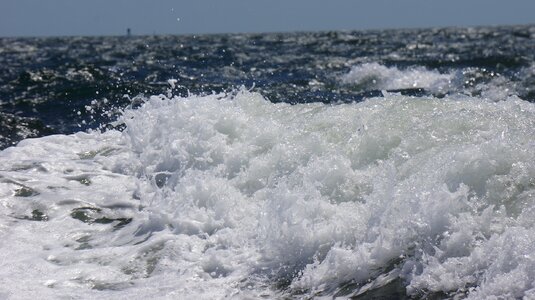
xmin=1 ymin=25 xmax=535 ymax=299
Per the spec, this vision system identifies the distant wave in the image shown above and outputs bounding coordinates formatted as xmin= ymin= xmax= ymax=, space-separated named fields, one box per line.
xmin=341 ymin=62 xmax=455 ymax=93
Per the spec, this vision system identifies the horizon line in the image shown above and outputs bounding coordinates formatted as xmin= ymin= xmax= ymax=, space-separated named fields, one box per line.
xmin=1 ymin=21 xmax=533 ymax=39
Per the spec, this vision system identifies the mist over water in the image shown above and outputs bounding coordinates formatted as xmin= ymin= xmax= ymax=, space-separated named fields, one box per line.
xmin=1 ymin=25 xmax=535 ymax=299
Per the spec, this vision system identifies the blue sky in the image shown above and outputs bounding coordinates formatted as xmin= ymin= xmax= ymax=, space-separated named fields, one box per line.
xmin=1 ymin=0 xmax=534 ymax=37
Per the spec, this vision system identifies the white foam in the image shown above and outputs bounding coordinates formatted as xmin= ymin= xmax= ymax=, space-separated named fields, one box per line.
xmin=1 ymin=90 xmax=534 ymax=298
xmin=342 ymin=62 xmax=454 ymax=93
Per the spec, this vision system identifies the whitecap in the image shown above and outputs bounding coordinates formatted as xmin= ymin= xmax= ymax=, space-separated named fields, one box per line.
xmin=1 ymin=90 xmax=534 ymax=299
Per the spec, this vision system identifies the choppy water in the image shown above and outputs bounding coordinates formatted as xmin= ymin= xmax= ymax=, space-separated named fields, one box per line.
xmin=1 ymin=25 xmax=535 ymax=299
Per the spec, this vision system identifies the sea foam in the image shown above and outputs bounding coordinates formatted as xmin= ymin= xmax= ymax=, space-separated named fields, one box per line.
xmin=1 ymin=90 xmax=534 ymax=299
xmin=342 ymin=62 xmax=454 ymax=93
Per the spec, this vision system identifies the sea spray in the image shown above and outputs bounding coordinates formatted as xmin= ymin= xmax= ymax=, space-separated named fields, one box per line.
xmin=1 ymin=89 xmax=534 ymax=298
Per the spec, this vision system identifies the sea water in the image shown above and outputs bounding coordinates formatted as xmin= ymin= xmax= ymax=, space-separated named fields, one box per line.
xmin=1 ymin=25 xmax=535 ymax=299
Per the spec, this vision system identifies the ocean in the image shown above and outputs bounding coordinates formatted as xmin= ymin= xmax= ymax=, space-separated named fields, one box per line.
xmin=0 ymin=25 xmax=534 ymax=299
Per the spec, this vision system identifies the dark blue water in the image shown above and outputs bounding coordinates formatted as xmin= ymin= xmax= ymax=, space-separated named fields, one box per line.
xmin=1 ymin=25 xmax=534 ymax=149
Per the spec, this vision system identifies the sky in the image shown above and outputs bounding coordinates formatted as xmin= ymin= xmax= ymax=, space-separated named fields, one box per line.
xmin=1 ymin=0 xmax=535 ymax=37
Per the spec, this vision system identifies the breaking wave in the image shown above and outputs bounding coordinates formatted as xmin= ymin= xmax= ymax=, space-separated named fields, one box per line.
xmin=1 ymin=89 xmax=535 ymax=299
xmin=342 ymin=62 xmax=455 ymax=94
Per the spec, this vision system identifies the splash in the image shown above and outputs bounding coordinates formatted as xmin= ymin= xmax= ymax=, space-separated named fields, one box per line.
xmin=1 ymin=90 xmax=535 ymax=299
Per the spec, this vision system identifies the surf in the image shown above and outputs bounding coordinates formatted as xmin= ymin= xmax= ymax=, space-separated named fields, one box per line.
xmin=1 ymin=88 xmax=534 ymax=299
